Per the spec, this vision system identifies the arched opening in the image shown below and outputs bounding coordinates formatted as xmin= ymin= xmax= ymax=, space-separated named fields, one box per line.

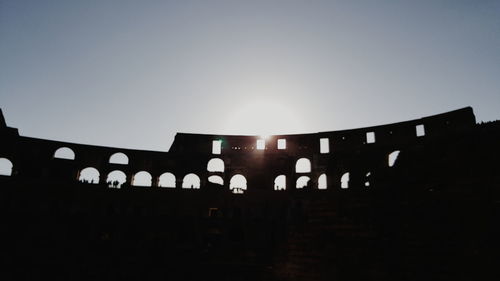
xmin=208 ymin=175 xmax=224 ymax=186
xmin=207 ymin=158 xmax=224 ymax=172
xmin=159 ymin=172 xmax=176 ymax=188
xmin=388 ymin=150 xmax=400 ymax=167
xmin=230 ymin=174 xmax=247 ymax=194
xmin=107 ymin=170 xmax=127 ymax=188
xmin=182 ymin=173 xmax=200 ymax=189
xmin=341 ymin=172 xmax=350 ymax=189
xmin=295 ymin=158 xmax=311 ymax=173
xmin=53 ymin=147 xmax=75 ymax=160
xmin=78 ymin=167 xmax=99 ymax=184
xmin=132 ymin=171 xmax=152 ymax=187
xmin=0 ymin=158 xmax=13 ymax=176
xmin=318 ymin=173 xmax=327 ymax=189
xmin=274 ymin=175 xmax=286 ymax=190
xmin=296 ymin=176 xmax=310 ymax=189
xmin=109 ymin=152 xmax=129 ymax=165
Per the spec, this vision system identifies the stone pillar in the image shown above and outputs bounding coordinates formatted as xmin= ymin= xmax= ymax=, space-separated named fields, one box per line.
xmin=153 ymin=176 xmax=160 ymax=187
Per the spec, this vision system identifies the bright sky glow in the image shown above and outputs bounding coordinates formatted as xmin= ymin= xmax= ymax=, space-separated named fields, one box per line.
xmin=0 ymin=0 xmax=499 ymax=151
xmin=222 ymin=99 xmax=308 ymax=137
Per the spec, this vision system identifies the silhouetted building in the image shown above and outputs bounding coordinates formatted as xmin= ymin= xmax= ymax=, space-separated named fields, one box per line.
xmin=0 ymin=107 xmax=499 ymax=281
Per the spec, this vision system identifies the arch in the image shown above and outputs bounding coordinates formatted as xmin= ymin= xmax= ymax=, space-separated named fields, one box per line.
xmin=341 ymin=172 xmax=350 ymax=189
xmin=230 ymin=174 xmax=247 ymax=194
xmin=208 ymin=175 xmax=224 ymax=186
xmin=295 ymin=158 xmax=311 ymax=173
xmin=78 ymin=167 xmax=99 ymax=184
xmin=0 ymin=158 xmax=13 ymax=176
xmin=53 ymin=147 xmax=75 ymax=160
xmin=109 ymin=152 xmax=129 ymax=165
xmin=296 ymin=176 xmax=310 ymax=189
xmin=159 ymin=172 xmax=176 ymax=188
xmin=388 ymin=150 xmax=401 ymax=167
xmin=318 ymin=173 xmax=327 ymax=189
xmin=274 ymin=175 xmax=286 ymax=190
xmin=132 ymin=171 xmax=152 ymax=187
xmin=207 ymin=158 xmax=224 ymax=172
xmin=107 ymin=170 xmax=127 ymax=188
xmin=182 ymin=173 xmax=200 ymax=189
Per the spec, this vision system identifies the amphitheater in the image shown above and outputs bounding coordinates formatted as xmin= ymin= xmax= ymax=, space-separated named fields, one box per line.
xmin=1 ymin=107 xmax=499 ymax=281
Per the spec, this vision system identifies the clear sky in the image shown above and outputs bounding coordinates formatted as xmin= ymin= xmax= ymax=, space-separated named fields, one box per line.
xmin=1 ymin=0 xmax=499 ymax=151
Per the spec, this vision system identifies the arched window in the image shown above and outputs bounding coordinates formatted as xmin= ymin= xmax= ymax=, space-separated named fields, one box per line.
xmin=109 ymin=152 xmax=129 ymax=165
xmin=274 ymin=175 xmax=286 ymax=190
xmin=208 ymin=175 xmax=224 ymax=186
xmin=107 ymin=170 xmax=127 ymax=188
xmin=159 ymin=172 xmax=176 ymax=188
xmin=318 ymin=174 xmax=327 ymax=189
xmin=230 ymin=174 xmax=247 ymax=194
xmin=53 ymin=147 xmax=75 ymax=160
xmin=0 ymin=158 xmax=13 ymax=176
xmin=133 ymin=171 xmax=152 ymax=187
xmin=341 ymin=172 xmax=350 ymax=189
xmin=296 ymin=176 xmax=310 ymax=189
xmin=207 ymin=158 xmax=224 ymax=172
xmin=78 ymin=167 xmax=99 ymax=184
xmin=295 ymin=158 xmax=311 ymax=173
xmin=388 ymin=150 xmax=400 ymax=167
xmin=182 ymin=173 xmax=200 ymax=189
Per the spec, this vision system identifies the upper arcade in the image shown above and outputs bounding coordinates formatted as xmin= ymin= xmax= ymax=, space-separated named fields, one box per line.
xmin=0 ymin=107 xmax=479 ymax=193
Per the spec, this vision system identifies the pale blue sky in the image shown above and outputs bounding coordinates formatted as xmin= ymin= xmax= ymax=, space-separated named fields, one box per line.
xmin=1 ymin=0 xmax=499 ymax=151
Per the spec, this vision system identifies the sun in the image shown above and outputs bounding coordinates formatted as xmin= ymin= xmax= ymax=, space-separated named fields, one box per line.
xmin=222 ymin=99 xmax=307 ymax=136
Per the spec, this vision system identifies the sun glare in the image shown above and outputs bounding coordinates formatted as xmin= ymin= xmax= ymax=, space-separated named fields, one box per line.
xmin=222 ymin=100 xmax=307 ymax=136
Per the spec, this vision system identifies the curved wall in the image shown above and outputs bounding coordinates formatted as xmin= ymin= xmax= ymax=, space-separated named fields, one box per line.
xmin=0 ymin=107 xmax=476 ymax=192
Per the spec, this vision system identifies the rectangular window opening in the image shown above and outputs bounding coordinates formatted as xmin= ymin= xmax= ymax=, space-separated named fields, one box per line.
xmin=212 ymin=140 xmax=222 ymax=154
xmin=416 ymin=124 xmax=426 ymax=137
xmin=256 ymin=139 xmax=265 ymax=150
xmin=277 ymin=139 xmax=286 ymax=150
xmin=320 ymin=138 xmax=329 ymax=153
xmin=366 ymin=132 xmax=376 ymax=144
